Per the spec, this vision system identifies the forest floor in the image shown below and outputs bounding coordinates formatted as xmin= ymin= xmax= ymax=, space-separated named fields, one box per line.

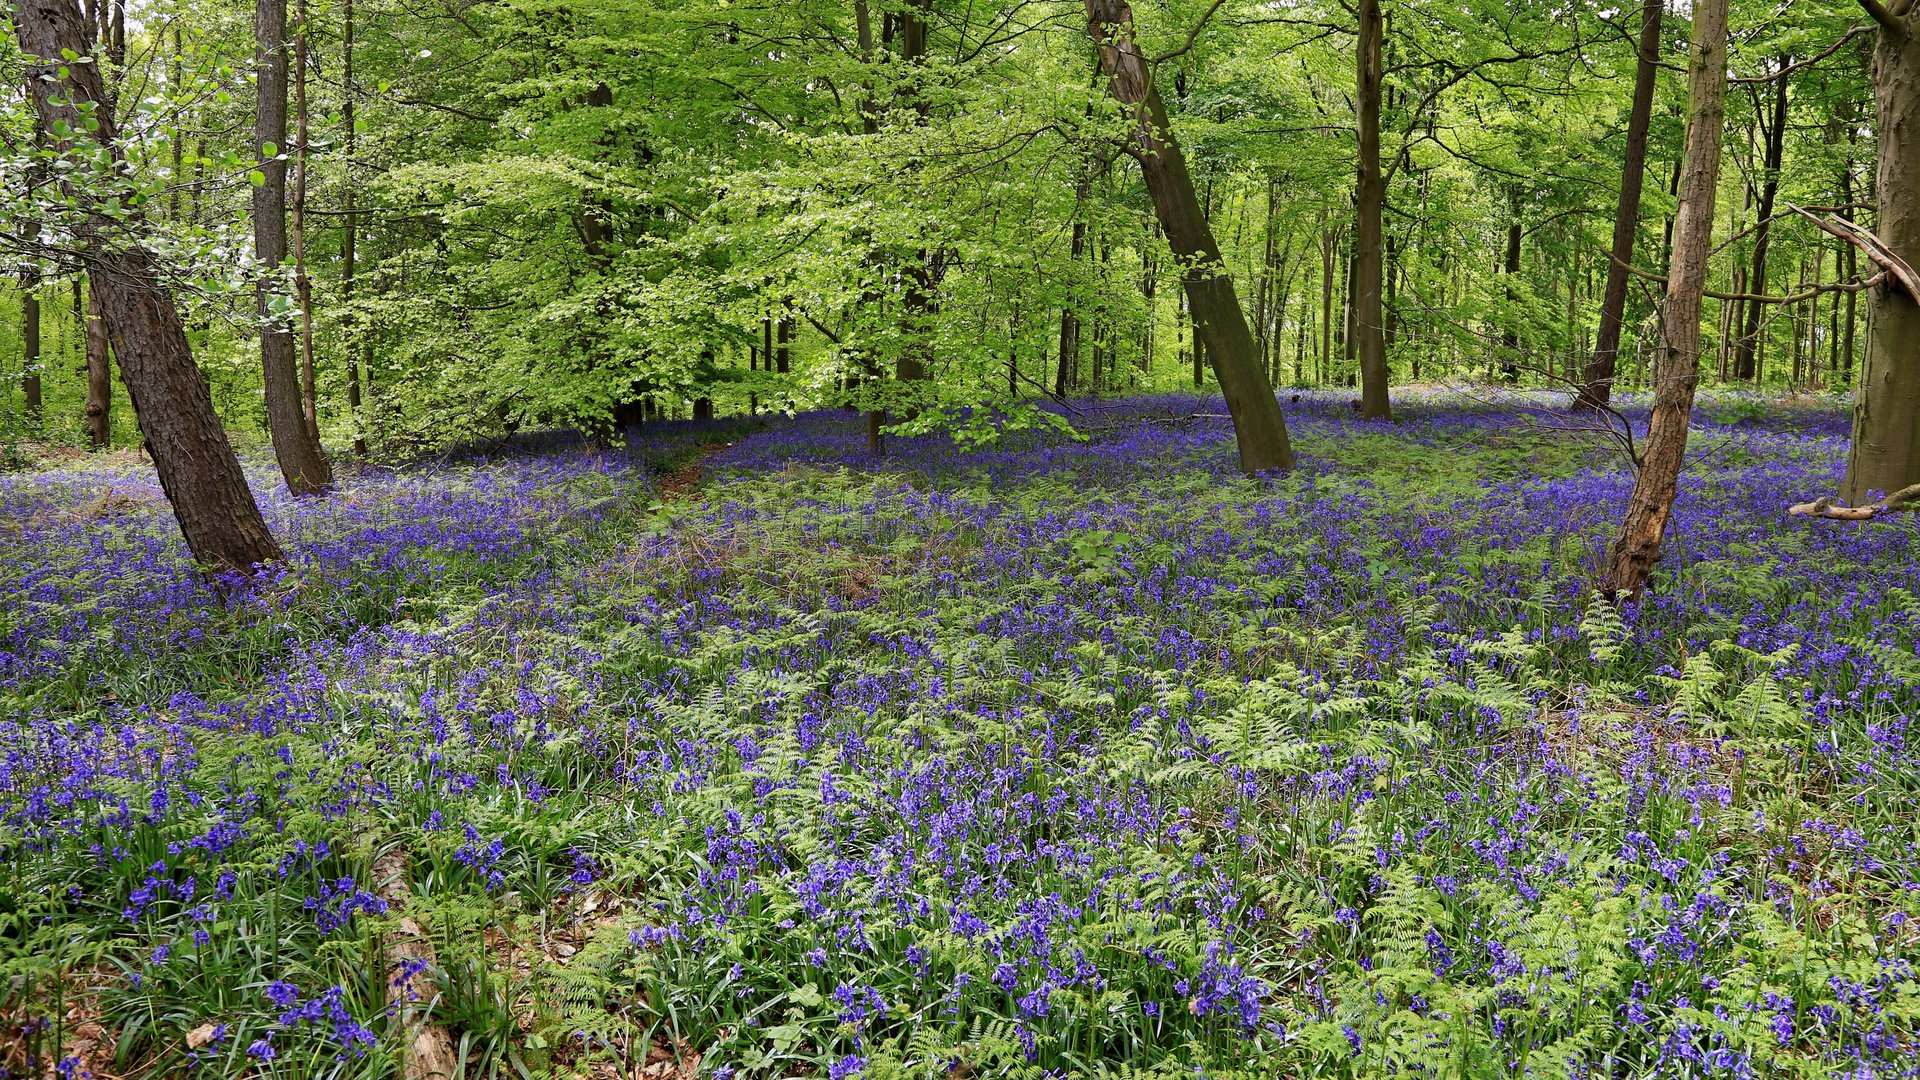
xmin=3 ymin=390 xmax=1917 ymax=1080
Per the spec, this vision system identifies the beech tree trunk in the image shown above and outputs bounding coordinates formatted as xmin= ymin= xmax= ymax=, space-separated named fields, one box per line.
xmin=1575 ymin=0 xmax=1664 ymax=411
xmin=15 ymin=0 xmax=284 ymax=573
xmin=1086 ymin=0 xmax=1294 ymax=472
xmin=255 ymin=0 xmax=333 ymax=495
xmin=1732 ymin=58 xmax=1790 ymax=382
xmin=84 ymin=282 xmax=112 ymax=447
xmin=1351 ymin=0 xmax=1392 ymax=419
xmin=1602 ymin=0 xmax=1729 ymax=599
xmin=1844 ymin=2 xmax=1920 ymax=503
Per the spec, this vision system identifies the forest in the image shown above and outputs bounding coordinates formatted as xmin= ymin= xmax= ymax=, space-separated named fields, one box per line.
xmin=3 ymin=0 xmax=1920 ymax=1075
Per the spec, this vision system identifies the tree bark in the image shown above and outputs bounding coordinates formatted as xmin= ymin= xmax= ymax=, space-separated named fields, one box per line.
xmin=1843 ymin=5 xmax=1920 ymax=503
xmin=1085 ymin=0 xmax=1293 ymax=471
xmin=255 ymin=0 xmax=333 ymax=494
xmin=340 ymin=0 xmax=366 ymax=455
xmin=21 ymin=269 xmax=42 ymax=423
xmin=1732 ymin=57 xmax=1791 ymax=382
xmin=1575 ymin=0 xmax=1664 ymax=411
xmin=1602 ymin=0 xmax=1730 ymax=599
xmin=1500 ymin=189 xmax=1522 ymax=380
xmin=292 ymin=0 xmax=319 ymax=441
xmin=1352 ymin=0 xmax=1392 ymax=418
xmin=84 ymin=281 xmax=112 ymax=448
xmin=15 ymin=0 xmax=284 ymax=573
xmin=1057 ymin=174 xmax=1090 ymax=396
xmin=1320 ymin=221 xmax=1336 ymax=383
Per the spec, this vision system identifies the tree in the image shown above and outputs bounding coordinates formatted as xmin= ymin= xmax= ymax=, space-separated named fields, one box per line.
xmin=1842 ymin=0 xmax=1920 ymax=503
xmin=254 ymin=0 xmax=333 ymax=495
xmin=1085 ymin=0 xmax=1295 ymax=473
xmin=1574 ymin=0 xmax=1665 ymax=411
xmin=1352 ymin=0 xmax=1391 ymax=420
xmin=13 ymin=0 xmax=284 ymax=573
xmin=1731 ymin=54 xmax=1792 ymax=382
xmin=18 ymin=265 xmax=39 ymax=423
xmin=1603 ymin=0 xmax=1731 ymax=598
xmin=83 ymin=278 xmax=109 ymax=447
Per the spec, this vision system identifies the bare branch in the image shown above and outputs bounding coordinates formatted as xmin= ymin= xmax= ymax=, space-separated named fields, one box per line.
xmin=1731 ymin=25 xmax=1873 ymax=82
xmin=1151 ymin=0 xmax=1235 ymax=63
xmin=1788 ymin=202 xmax=1920 ymax=300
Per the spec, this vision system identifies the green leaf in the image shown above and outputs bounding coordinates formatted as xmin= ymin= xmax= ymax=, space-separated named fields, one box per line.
xmin=248 ymin=169 xmax=267 ymax=187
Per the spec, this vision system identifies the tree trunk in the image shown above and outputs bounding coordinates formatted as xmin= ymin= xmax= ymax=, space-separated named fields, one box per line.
xmin=292 ymin=0 xmax=319 ymax=442
xmin=1575 ymin=0 xmax=1664 ymax=410
xmin=1320 ymin=222 xmax=1336 ymax=383
xmin=1602 ymin=0 xmax=1729 ymax=599
xmin=340 ymin=0 xmax=366 ymax=455
xmin=84 ymin=281 xmax=112 ymax=448
xmin=21 ymin=269 xmax=41 ymax=423
xmin=1352 ymin=0 xmax=1392 ymax=418
xmin=1057 ymin=186 xmax=1089 ymax=396
xmin=1732 ymin=58 xmax=1791 ymax=382
xmin=776 ymin=316 xmax=792 ymax=373
xmin=1840 ymin=104 xmax=1860 ymax=384
xmin=1140 ymin=240 xmax=1157 ymax=373
xmin=1500 ymin=190 xmax=1522 ymax=380
xmin=1843 ymin=5 xmax=1920 ymax=503
xmin=255 ymin=0 xmax=332 ymax=494
xmin=15 ymin=0 xmax=284 ymax=572
xmin=1086 ymin=0 xmax=1293 ymax=471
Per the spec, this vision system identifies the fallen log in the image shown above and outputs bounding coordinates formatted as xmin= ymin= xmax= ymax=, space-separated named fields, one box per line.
xmin=373 ymin=847 xmax=460 ymax=1080
xmin=1789 ymin=483 xmax=1920 ymax=521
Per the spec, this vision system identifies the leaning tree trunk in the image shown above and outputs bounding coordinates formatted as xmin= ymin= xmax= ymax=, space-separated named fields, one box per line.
xmin=254 ymin=0 xmax=333 ymax=495
xmin=1843 ymin=2 xmax=1920 ymax=504
xmin=1574 ymin=0 xmax=1664 ymax=411
xmin=1602 ymin=0 xmax=1730 ymax=599
xmin=1085 ymin=0 xmax=1294 ymax=472
xmin=15 ymin=0 xmax=284 ymax=573
xmin=1351 ymin=0 xmax=1392 ymax=419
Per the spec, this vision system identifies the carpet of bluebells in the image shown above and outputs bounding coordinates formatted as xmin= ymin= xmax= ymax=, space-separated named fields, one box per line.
xmin=4 ymin=391 xmax=1920 ymax=1079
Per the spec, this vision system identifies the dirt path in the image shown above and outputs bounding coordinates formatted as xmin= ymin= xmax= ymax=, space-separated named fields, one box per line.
xmin=654 ymin=442 xmax=733 ymax=502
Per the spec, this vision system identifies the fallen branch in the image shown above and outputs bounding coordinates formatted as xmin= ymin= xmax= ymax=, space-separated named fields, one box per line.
xmin=1789 ymin=483 xmax=1920 ymax=520
xmin=374 ymin=847 xmax=460 ymax=1080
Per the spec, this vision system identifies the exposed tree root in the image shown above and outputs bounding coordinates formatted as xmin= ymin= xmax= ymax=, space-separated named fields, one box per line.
xmin=373 ymin=847 xmax=460 ymax=1080
xmin=1789 ymin=483 xmax=1920 ymax=520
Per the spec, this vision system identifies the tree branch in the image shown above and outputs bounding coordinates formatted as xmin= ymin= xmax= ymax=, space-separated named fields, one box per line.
xmin=1732 ymin=25 xmax=1873 ymax=82
xmin=1151 ymin=0 xmax=1235 ymax=63
xmin=1595 ymin=244 xmax=1887 ymax=303
xmin=1788 ymin=202 xmax=1920 ymax=300
xmin=1859 ymin=0 xmax=1906 ymax=35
